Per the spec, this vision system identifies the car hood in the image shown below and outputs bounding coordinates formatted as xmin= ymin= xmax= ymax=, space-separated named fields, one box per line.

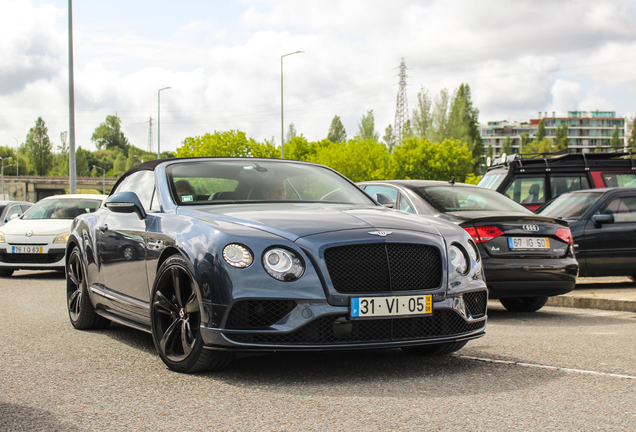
xmin=1 ymin=218 xmax=72 ymax=236
xmin=180 ymin=203 xmax=442 ymax=241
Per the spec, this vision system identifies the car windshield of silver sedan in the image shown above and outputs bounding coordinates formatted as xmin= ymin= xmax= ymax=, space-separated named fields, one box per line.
xmin=415 ymin=186 xmax=529 ymax=213
xmin=538 ymin=191 xmax=603 ymax=220
xmin=22 ymin=198 xmax=103 ymax=220
xmin=167 ymin=160 xmax=376 ymax=206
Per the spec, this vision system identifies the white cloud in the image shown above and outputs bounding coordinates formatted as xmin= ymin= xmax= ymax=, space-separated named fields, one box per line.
xmin=2 ymin=0 xmax=636 ymax=154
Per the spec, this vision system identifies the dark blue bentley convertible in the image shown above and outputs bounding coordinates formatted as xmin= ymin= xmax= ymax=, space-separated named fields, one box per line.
xmin=66 ymin=158 xmax=487 ymax=373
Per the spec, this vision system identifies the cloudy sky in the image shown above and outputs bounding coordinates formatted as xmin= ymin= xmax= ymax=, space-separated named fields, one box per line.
xmin=2 ymin=0 xmax=636 ymax=155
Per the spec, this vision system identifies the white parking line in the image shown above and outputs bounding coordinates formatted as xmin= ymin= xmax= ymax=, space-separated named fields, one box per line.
xmin=457 ymin=355 xmax=636 ymax=380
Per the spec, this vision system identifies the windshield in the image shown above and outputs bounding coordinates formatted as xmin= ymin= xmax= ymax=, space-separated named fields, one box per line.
xmin=22 ymin=198 xmax=103 ymax=220
xmin=166 ymin=160 xmax=376 ymax=206
xmin=414 ymin=185 xmax=530 ymax=213
xmin=477 ymin=171 xmax=506 ymax=190
xmin=538 ymin=192 xmax=603 ymax=220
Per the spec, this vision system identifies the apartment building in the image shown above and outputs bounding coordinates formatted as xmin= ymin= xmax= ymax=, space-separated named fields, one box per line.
xmin=480 ymin=111 xmax=627 ymax=157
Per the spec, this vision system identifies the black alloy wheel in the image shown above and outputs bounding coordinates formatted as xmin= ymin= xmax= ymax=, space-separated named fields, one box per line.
xmin=401 ymin=341 xmax=468 ymax=356
xmin=151 ymin=255 xmax=231 ymax=373
xmin=66 ymin=247 xmax=110 ymax=330
xmin=499 ymin=296 xmax=549 ymax=313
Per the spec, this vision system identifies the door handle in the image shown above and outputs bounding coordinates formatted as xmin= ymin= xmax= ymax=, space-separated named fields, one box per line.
xmin=98 ymin=224 xmax=108 ymax=233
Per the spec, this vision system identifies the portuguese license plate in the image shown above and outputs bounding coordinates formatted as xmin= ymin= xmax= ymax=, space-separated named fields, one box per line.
xmin=508 ymin=237 xmax=550 ymax=250
xmin=10 ymin=246 xmax=43 ymax=254
xmin=351 ymin=294 xmax=433 ymax=318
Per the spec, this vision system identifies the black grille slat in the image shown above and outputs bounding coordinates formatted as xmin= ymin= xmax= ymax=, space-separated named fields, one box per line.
xmin=225 ymin=310 xmax=484 ymax=345
xmin=225 ymin=300 xmax=297 ymax=329
xmin=464 ymin=291 xmax=488 ymax=318
xmin=324 ymin=243 xmax=442 ymax=293
xmin=0 ymin=253 xmax=65 ymax=264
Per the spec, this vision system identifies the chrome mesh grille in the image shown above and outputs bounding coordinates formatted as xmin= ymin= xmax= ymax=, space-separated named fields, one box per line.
xmin=225 ymin=300 xmax=297 ymax=329
xmin=324 ymin=243 xmax=442 ymax=293
xmin=464 ymin=291 xmax=488 ymax=318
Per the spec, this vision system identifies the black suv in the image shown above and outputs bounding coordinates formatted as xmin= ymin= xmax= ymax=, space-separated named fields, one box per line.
xmin=479 ymin=150 xmax=636 ymax=211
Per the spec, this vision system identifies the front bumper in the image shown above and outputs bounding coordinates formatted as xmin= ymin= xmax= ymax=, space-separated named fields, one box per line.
xmin=483 ymin=255 xmax=579 ymax=299
xmin=199 ymin=289 xmax=488 ymax=352
xmin=0 ymin=246 xmax=66 ymax=270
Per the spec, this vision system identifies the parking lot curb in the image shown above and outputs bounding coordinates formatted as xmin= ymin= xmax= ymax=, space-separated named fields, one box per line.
xmin=546 ymin=295 xmax=636 ymax=313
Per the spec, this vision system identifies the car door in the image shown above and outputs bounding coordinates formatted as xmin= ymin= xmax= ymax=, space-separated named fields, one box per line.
xmin=97 ymin=170 xmax=157 ymax=317
xmin=581 ymin=192 xmax=636 ymax=276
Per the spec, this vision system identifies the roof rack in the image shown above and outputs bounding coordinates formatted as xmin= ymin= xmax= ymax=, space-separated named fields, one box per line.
xmin=487 ymin=147 xmax=636 ymax=171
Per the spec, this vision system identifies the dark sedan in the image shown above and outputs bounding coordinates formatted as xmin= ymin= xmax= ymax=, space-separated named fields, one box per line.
xmin=537 ymin=187 xmax=636 ymax=278
xmin=66 ymin=158 xmax=488 ymax=373
xmin=358 ymin=180 xmax=579 ymax=312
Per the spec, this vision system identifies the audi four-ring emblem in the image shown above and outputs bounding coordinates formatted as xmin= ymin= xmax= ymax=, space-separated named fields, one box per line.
xmin=522 ymin=224 xmax=540 ymax=232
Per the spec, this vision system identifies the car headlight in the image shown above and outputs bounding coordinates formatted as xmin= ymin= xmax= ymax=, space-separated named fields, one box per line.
xmin=223 ymin=244 xmax=253 ymax=268
xmin=262 ymin=247 xmax=305 ymax=281
xmin=53 ymin=232 xmax=70 ymax=244
xmin=0 ymin=231 xmax=4 ymax=243
xmin=450 ymin=244 xmax=469 ymax=275
xmin=467 ymin=239 xmax=480 ymax=262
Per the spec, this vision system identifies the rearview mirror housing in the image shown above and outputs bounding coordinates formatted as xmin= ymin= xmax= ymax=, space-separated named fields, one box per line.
xmin=105 ymin=192 xmax=146 ymax=219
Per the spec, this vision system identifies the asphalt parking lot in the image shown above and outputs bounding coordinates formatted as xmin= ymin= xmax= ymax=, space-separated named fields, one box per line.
xmin=1 ymin=270 xmax=635 ymax=431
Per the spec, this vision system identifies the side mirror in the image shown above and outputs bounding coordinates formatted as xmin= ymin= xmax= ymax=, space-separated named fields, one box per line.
xmin=374 ymin=193 xmax=395 ymax=208
xmin=105 ymin=192 xmax=146 ymax=219
xmin=9 ymin=213 xmax=20 ymax=221
xmin=592 ymin=214 xmax=614 ymax=225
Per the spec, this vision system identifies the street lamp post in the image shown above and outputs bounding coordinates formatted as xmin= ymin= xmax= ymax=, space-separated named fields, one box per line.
xmin=281 ymin=51 xmax=304 ymax=159
xmin=1 ymin=157 xmax=13 ymax=197
xmin=157 ymin=87 xmax=171 ymax=159
xmin=92 ymin=165 xmax=106 ymax=195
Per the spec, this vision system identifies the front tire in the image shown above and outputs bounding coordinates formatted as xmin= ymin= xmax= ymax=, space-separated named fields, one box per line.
xmin=66 ymin=247 xmax=110 ymax=330
xmin=401 ymin=341 xmax=468 ymax=356
xmin=151 ymin=255 xmax=232 ymax=373
xmin=500 ymin=296 xmax=549 ymax=312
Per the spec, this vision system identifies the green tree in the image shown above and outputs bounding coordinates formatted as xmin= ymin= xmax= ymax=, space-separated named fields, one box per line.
xmin=428 ymin=89 xmax=450 ymax=143
xmin=610 ymin=126 xmax=622 ymax=149
xmin=486 ymin=143 xmax=494 ymax=162
xmin=91 ymin=115 xmax=130 ymax=153
xmin=520 ymin=132 xmax=530 ymax=153
xmin=24 ymin=117 xmax=53 ymax=175
xmin=411 ymin=86 xmax=432 ymax=138
xmin=356 ymin=110 xmax=379 ymax=141
xmin=523 ymin=138 xmax=554 ymax=155
xmin=177 ymin=130 xmax=278 ymax=158
xmin=629 ymin=118 xmax=636 ymax=147
xmin=535 ymin=119 xmax=546 ymax=141
xmin=286 ymin=123 xmax=297 ymax=143
xmin=113 ymin=153 xmax=127 ymax=175
xmin=502 ymin=136 xmax=513 ymax=156
xmin=392 ymin=137 xmax=473 ymax=182
xmin=555 ymin=124 xmax=569 ymax=151
xmin=313 ymin=138 xmax=392 ymax=182
xmin=447 ymin=84 xmax=482 ymax=172
xmin=402 ymin=119 xmax=414 ymax=140
xmin=284 ymin=136 xmax=334 ymax=162
xmin=594 ymin=143 xmax=603 ymax=153
xmin=327 ymin=116 xmax=347 ymax=143
xmin=383 ymin=124 xmax=396 ymax=152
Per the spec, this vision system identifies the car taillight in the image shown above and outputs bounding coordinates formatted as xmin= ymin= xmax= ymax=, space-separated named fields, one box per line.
xmin=555 ymin=227 xmax=574 ymax=245
xmin=463 ymin=226 xmax=504 ymax=243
